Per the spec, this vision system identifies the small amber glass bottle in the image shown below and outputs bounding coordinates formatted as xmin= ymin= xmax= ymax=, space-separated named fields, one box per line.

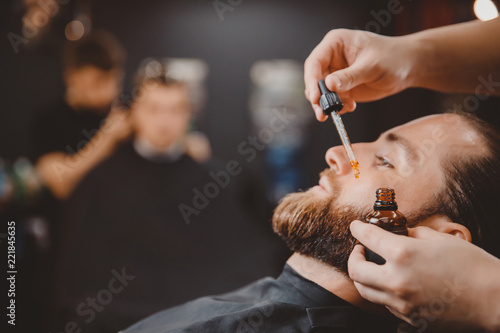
xmin=364 ymin=188 xmax=408 ymax=265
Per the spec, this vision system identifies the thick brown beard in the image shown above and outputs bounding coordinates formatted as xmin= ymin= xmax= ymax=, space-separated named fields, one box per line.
xmin=271 ymin=169 xmax=371 ymax=275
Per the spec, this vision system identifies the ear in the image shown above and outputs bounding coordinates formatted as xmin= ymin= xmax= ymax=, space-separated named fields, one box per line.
xmin=418 ymin=215 xmax=472 ymax=242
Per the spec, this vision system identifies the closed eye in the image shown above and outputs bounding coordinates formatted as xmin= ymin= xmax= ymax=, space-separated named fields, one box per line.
xmin=376 ymin=156 xmax=394 ymax=168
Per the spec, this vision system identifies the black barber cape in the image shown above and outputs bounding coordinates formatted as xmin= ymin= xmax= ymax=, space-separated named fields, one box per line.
xmin=122 ymin=264 xmax=398 ymax=333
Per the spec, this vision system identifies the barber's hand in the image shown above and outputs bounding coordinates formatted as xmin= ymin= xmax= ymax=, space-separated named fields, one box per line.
xmin=304 ymin=29 xmax=419 ymax=121
xmin=348 ymin=219 xmax=500 ymax=332
xmin=185 ymin=131 xmax=212 ymax=164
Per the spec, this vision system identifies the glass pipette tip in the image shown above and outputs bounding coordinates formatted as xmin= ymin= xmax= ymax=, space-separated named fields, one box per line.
xmin=331 ymin=112 xmax=360 ymax=179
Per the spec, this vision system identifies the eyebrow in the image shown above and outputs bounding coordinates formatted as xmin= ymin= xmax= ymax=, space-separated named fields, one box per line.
xmin=383 ymin=132 xmax=418 ymax=165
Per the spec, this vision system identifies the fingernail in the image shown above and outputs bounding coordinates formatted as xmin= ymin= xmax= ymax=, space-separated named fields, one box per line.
xmin=332 ymin=75 xmax=342 ymax=89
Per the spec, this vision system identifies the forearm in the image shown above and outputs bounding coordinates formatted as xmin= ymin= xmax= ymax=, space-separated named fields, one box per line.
xmin=486 ymin=284 xmax=500 ymax=332
xmin=409 ymin=18 xmax=500 ymax=94
xmin=37 ymin=134 xmax=116 ymax=199
xmin=475 ymin=254 xmax=500 ymax=332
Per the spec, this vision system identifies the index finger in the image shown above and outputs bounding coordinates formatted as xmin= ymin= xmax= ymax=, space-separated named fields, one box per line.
xmin=304 ymin=36 xmax=338 ymax=122
xmin=304 ymin=58 xmax=328 ymax=122
xmin=349 ymin=220 xmax=415 ymax=260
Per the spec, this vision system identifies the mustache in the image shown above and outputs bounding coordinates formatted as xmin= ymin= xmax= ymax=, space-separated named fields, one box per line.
xmin=318 ymin=168 xmax=340 ymax=196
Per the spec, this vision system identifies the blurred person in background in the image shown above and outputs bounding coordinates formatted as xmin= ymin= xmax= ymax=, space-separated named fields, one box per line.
xmin=52 ymin=70 xmax=287 ymax=333
xmin=32 ymin=30 xmax=130 ymax=200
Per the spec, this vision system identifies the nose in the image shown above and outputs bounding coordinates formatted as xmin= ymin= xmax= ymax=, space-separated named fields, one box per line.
xmin=325 ymin=145 xmax=353 ymax=176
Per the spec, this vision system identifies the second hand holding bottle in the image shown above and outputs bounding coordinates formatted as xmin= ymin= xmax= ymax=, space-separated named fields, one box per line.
xmin=318 ymin=79 xmax=360 ymax=179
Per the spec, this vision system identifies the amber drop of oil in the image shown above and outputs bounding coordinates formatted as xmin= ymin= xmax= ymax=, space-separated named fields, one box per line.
xmin=350 ymin=160 xmax=360 ymax=179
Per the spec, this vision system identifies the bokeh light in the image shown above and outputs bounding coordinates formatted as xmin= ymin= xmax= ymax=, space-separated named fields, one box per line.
xmin=65 ymin=20 xmax=85 ymax=41
xmin=474 ymin=0 xmax=499 ymax=21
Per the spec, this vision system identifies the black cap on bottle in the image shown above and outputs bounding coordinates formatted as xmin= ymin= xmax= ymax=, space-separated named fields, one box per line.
xmin=318 ymin=79 xmax=344 ymax=115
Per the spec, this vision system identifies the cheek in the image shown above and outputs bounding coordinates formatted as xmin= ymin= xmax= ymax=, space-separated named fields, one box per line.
xmin=103 ymin=82 xmax=118 ymax=95
xmin=78 ymin=80 xmax=94 ymax=96
xmin=135 ymin=115 xmax=157 ymax=135
xmin=395 ymin=174 xmax=444 ymax=213
xmin=337 ymin=178 xmax=378 ymax=207
xmin=337 ymin=171 xmax=415 ymax=209
xmin=180 ymin=115 xmax=191 ymax=131
xmin=169 ymin=114 xmax=190 ymax=132
xmin=100 ymin=82 xmax=118 ymax=97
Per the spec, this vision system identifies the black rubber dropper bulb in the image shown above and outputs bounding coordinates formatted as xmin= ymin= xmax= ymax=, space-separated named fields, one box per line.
xmin=318 ymin=79 xmax=344 ymax=116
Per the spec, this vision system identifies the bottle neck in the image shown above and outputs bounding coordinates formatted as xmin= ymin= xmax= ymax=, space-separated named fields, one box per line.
xmin=373 ymin=201 xmax=398 ymax=210
xmin=374 ymin=188 xmax=398 ymax=210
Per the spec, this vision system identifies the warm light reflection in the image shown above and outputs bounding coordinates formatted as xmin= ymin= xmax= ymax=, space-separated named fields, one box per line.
xmin=65 ymin=20 xmax=85 ymax=41
xmin=474 ymin=0 xmax=499 ymax=21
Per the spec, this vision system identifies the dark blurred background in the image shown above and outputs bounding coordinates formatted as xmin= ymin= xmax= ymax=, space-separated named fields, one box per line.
xmin=1 ymin=0 xmax=500 ymax=332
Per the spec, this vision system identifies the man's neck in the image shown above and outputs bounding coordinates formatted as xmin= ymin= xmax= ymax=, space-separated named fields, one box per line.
xmin=286 ymin=253 xmax=388 ymax=316
xmin=133 ymin=137 xmax=184 ymax=163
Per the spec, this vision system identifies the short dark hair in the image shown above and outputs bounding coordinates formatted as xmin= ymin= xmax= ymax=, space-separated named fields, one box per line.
xmin=133 ymin=59 xmax=184 ymax=89
xmin=63 ymin=30 xmax=126 ymax=71
xmin=136 ymin=74 xmax=184 ymax=90
xmin=431 ymin=112 xmax=500 ymax=258
xmin=132 ymin=61 xmax=188 ymax=104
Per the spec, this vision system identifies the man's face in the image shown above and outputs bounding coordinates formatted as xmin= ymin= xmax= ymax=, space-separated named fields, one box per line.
xmin=65 ymin=66 xmax=123 ymax=111
xmin=324 ymin=114 xmax=484 ymax=213
xmin=132 ymin=85 xmax=191 ymax=149
xmin=273 ymin=114 xmax=482 ymax=273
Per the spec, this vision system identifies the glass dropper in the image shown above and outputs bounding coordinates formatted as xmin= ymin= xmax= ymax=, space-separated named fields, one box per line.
xmin=318 ymin=79 xmax=360 ymax=179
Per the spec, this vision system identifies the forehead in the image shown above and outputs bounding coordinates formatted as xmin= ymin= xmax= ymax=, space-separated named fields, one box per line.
xmin=138 ymin=84 xmax=189 ymax=106
xmin=374 ymin=114 xmax=484 ymax=212
xmin=386 ymin=114 xmax=483 ymax=156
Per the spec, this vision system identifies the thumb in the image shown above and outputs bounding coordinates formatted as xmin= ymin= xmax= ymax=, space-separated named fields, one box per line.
xmin=325 ymin=62 xmax=369 ymax=93
xmin=408 ymin=226 xmax=448 ymax=241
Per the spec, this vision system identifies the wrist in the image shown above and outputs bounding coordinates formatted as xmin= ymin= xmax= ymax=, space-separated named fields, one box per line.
xmin=91 ymin=130 xmax=117 ymax=157
xmin=402 ymin=32 xmax=436 ymax=90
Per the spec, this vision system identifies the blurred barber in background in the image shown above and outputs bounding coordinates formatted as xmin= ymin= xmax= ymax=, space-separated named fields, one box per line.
xmin=32 ymin=30 xmax=130 ymax=200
